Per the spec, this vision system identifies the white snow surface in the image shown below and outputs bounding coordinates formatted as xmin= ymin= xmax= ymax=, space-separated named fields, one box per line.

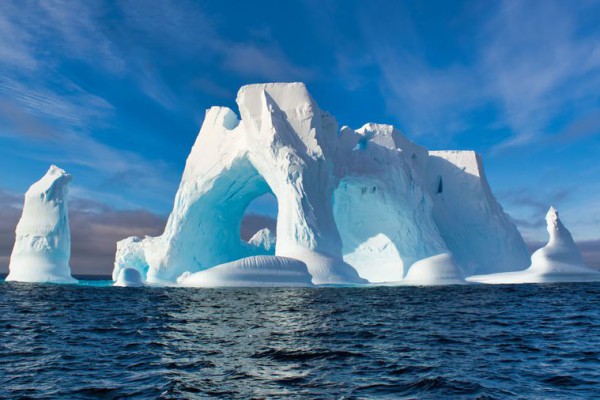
xmin=6 ymin=165 xmax=76 ymax=284
xmin=112 ymin=82 xmax=530 ymax=286
xmin=177 ymin=256 xmax=313 ymax=287
xmin=403 ymin=253 xmax=466 ymax=286
xmin=114 ymin=267 xmax=144 ymax=287
xmin=468 ymin=207 xmax=600 ymax=284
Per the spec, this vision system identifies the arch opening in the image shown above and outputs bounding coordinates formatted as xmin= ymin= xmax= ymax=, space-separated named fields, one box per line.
xmin=240 ymin=192 xmax=278 ymax=254
xmin=165 ymin=157 xmax=278 ymax=275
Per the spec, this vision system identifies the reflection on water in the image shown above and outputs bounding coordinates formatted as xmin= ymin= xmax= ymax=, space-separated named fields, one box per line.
xmin=1 ymin=282 xmax=600 ymax=398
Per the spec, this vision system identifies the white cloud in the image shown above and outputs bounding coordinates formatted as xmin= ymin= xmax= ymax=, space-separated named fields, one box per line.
xmin=482 ymin=1 xmax=600 ymax=149
xmin=357 ymin=1 xmax=600 ymax=150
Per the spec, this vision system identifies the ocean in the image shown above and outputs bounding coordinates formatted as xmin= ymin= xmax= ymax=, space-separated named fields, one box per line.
xmin=1 ymin=279 xmax=599 ymax=398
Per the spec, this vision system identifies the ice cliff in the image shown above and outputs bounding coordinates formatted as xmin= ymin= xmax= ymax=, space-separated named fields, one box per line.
xmin=6 ymin=166 xmax=76 ymax=284
xmin=112 ymin=82 xmax=530 ymax=287
xmin=469 ymin=207 xmax=600 ymax=284
xmin=426 ymin=151 xmax=530 ymax=275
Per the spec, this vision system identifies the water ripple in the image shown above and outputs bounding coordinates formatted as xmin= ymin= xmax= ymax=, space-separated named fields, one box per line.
xmin=1 ymin=282 xmax=600 ymax=398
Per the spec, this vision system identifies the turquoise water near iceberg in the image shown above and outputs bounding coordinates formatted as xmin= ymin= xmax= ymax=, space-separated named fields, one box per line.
xmin=1 ymin=278 xmax=600 ymax=398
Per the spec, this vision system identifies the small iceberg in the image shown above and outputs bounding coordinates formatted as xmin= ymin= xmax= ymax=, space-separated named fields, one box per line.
xmin=468 ymin=207 xmax=600 ymax=284
xmin=6 ymin=166 xmax=76 ymax=284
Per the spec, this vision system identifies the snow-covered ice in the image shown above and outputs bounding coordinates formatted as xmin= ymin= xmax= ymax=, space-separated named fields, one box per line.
xmin=6 ymin=166 xmax=76 ymax=284
xmin=114 ymin=267 xmax=143 ymax=287
xmin=177 ymin=256 xmax=313 ymax=287
xmin=403 ymin=253 xmax=466 ymax=286
xmin=468 ymin=207 xmax=600 ymax=284
xmin=248 ymin=228 xmax=276 ymax=254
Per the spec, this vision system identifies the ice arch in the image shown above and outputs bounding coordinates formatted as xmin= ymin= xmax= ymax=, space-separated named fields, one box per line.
xmin=116 ymin=83 xmax=365 ymax=285
xmin=152 ymin=157 xmax=273 ymax=281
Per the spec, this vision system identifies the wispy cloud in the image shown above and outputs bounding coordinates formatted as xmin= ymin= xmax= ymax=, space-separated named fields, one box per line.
xmin=498 ymin=185 xmax=574 ymax=239
xmin=554 ymin=110 xmax=600 ymax=143
xmin=356 ymin=1 xmax=600 ymax=150
xmin=0 ymin=77 xmax=113 ymax=135
xmin=0 ymin=1 xmax=191 ymax=209
xmin=0 ymin=74 xmax=177 ymax=207
xmin=221 ymin=42 xmax=314 ymax=81
xmin=119 ymin=0 xmax=315 ymax=82
xmin=0 ymin=1 xmax=124 ymax=74
xmin=483 ymin=1 xmax=600 ymax=150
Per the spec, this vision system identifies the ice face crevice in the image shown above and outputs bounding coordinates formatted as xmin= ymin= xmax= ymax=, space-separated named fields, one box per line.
xmin=6 ymin=165 xmax=76 ymax=284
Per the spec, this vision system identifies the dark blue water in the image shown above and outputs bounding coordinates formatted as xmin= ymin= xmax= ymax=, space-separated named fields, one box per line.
xmin=1 ymin=280 xmax=600 ymax=399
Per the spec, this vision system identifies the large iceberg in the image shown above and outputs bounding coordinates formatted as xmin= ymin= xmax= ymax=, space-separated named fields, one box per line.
xmin=6 ymin=166 xmax=76 ymax=284
xmin=113 ymin=82 xmax=530 ymax=286
xmin=468 ymin=207 xmax=600 ymax=284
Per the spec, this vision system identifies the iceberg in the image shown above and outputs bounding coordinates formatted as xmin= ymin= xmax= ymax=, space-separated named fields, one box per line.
xmin=113 ymin=82 xmax=530 ymax=286
xmin=468 ymin=207 xmax=600 ymax=284
xmin=116 ymin=83 xmax=366 ymax=286
xmin=248 ymin=228 xmax=276 ymax=254
xmin=6 ymin=165 xmax=76 ymax=284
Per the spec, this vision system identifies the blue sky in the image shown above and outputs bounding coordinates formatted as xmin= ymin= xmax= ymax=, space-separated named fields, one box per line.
xmin=0 ymin=0 xmax=599 ymax=273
